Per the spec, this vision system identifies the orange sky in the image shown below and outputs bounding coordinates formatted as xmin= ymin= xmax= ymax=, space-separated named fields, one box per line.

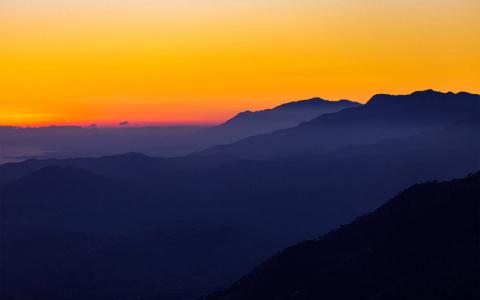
xmin=1 ymin=0 xmax=479 ymax=126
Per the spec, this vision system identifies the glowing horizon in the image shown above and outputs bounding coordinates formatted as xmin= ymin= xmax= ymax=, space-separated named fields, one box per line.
xmin=1 ymin=1 xmax=479 ymax=127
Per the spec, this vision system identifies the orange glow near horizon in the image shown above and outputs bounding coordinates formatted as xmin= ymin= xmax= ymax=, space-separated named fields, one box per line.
xmin=1 ymin=1 xmax=479 ymax=127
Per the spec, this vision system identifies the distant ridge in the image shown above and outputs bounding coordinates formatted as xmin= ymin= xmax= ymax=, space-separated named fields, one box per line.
xmin=273 ymin=98 xmax=356 ymax=110
xmin=0 ymin=165 xmax=139 ymax=235
xmin=206 ymin=97 xmax=360 ymax=141
xmin=218 ymin=97 xmax=359 ymax=126
xmin=198 ymin=90 xmax=480 ymax=158
xmin=0 ymin=97 xmax=359 ymax=160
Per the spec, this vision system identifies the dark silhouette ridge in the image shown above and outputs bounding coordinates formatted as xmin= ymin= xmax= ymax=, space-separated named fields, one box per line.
xmin=198 ymin=90 xmax=480 ymax=158
xmin=273 ymin=98 xmax=356 ymax=110
xmin=217 ymin=97 xmax=359 ymax=129
xmin=193 ymin=97 xmax=360 ymax=149
xmin=205 ymin=171 xmax=480 ymax=300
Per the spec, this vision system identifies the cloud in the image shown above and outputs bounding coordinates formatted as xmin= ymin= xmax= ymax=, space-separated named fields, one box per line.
xmin=119 ymin=121 xmax=129 ymax=126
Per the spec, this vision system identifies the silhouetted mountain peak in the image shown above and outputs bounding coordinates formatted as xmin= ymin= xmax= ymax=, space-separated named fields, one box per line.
xmin=227 ymin=110 xmax=255 ymax=121
xmin=221 ymin=97 xmax=360 ymax=125
xmin=366 ymin=89 xmax=480 ymax=108
xmin=272 ymin=97 xmax=357 ymax=110
xmin=411 ymin=88 xmax=440 ymax=95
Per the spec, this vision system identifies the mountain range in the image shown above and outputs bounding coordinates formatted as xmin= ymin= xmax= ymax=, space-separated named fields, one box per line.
xmin=198 ymin=90 xmax=480 ymax=158
xmin=0 ymin=97 xmax=358 ymax=162
xmin=206 ymin=97 xmax=359 ymax=144
xmin=0 ymin=90 xmax=479 ymax=299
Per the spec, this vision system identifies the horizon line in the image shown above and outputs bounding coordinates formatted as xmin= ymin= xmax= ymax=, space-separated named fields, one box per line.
xmin=1 ymin=89 xmax=476 ymax=129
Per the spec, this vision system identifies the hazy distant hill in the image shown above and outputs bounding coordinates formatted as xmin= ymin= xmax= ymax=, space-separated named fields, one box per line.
xmin=0 ymin=98 xmax=358 ymax=161
xmin=199 ymin=90 xmax=480 ymax=158
xmin=206 ymin=98 xmax=359 ymax=143
xmin=0 ymin=166 xmax=143 ymax=236
xmin=0 ymin=165 xmax=269 ymax=300
xmin=0 ymin=125 xmax=208 ymax=161
xmin=205 ymin=171 xmax=480 ymax=300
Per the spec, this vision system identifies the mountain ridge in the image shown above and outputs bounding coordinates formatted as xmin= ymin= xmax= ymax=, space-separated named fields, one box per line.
xmin=198 ymin=90 xmax=480 ymax=158
xmin=205 ymin=97 xmax=360 ymax=145
xmin=205 ymin=171 xmax=480 ymax=300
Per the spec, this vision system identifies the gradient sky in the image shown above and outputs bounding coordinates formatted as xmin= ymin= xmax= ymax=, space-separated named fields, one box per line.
xmin=1 ymin=0 xmax=479 ymax=126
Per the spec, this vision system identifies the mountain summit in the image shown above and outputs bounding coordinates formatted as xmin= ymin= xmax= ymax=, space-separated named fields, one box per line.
xmin=206 ymin=97 xmax=360 ymax=142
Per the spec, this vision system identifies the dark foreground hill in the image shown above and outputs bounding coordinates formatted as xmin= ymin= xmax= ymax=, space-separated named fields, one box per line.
xmin=205 ymin=172 xmax=480 ymax=300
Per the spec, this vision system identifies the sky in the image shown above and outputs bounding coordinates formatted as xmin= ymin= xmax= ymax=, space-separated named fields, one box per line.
xmin=1 ymin=0 xmax=479 ymax=126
